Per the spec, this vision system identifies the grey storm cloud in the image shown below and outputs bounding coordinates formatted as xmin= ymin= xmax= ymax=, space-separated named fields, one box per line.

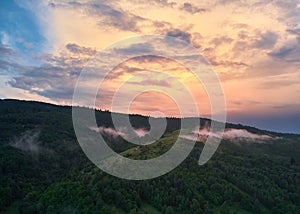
xmin=180 ymin=2 xmax=207 ymax=14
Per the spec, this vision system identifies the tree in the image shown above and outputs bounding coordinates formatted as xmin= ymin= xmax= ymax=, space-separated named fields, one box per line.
xmin=290 ymin=157 xmax=295 ymax=165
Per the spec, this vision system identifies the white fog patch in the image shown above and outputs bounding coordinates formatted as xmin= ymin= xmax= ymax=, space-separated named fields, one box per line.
xmin=180 ymin=127 xmax=273 ymax=143
xmin=89 ymin=126 xmax=149 ymax=139
xmin=10 ymin=131 xmax=41 ymax=154
xmin=90 ymin=125 xmax=272 ymax=143
xmin=134 ymin=128 xmax=149 ymax=137
xmin=223 ymin=129 xmax=272 ymax=140
xmin=89 ymin=126 xmax=126 ymax=139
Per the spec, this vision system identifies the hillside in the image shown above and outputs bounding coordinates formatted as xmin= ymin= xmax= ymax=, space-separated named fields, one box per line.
xmin=0 ymin=99 xmax=299 ymax=213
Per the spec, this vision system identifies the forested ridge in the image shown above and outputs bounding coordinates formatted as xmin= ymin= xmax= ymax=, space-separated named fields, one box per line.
xmin=0 ymin=99 xmax=299 ymax=214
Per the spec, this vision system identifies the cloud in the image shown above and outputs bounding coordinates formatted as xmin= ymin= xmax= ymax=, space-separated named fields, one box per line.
xmin=272 ymin=104 xmax=296 ymax=109
xmin=8 ymin=79 xmax=71 ymax=100
xmin=114 ymin=43 xmax=154 ymax=55
xmin=4 ymin=44 xmax=94 ymax=101
xmin=268 ymin=44 xmax=300 ymax=62
xmin=127 ymin=78 xmax=171 ymax=87
xmin=230 ymin=100 xmax=262 ymax=106
xmin=216 ymin=0 xmax=241 ymax=5
xmin=3 ymin=37 xmax=201 ymax=105
xmin=138 ymin=79 xmax=171 ymax=87
xmin=7 ymin=64 xmax=80 ymax=100
xmin=180 ymin=2 xmax=207 ymax=14
xmin=230 ymin=30 xmax=279 ymax=60
xmin=15 ymin=37 xmax=34 ymax=49
xmin=1 ymin=0 xmax=299 ymax=128
xmin=233 ymin=31 xmax=279 ymax=53
xmin=211 ymin=36 xmax=233 ymax=46
xmin=0 ymin=60 xmax=21 ymax=73
xmin=166 ymin=29 xmax=191 ymax=44
xmin=210 ymin=60 xmax=249 ymax=68
xmin=66 ymin=43 xmax=96 ymax=56
xmin=49 ymin=1 xmax=143 ymax=32
xmin=232 ymin=41 xmax=250 ymax=53
xmin=0 ymin=44 xmax=14 ymax=57
xmin=50 ymin=1 xmax=172 ymax=33
xmin=232 ymin=23 xmax=249 ymax=29
xmin=259 ymin=76 xmax=300 ymax=89
xmin=274 ymin=0 xmax=299 ymax=18
xmin=124 ymin=55 xmax=173 ymax=64
xmin=139 ymin=0 xmax=177 ymax=7
xmin=89 ymin=2 xmax=145 ymax=32
xmin=269 ymin=46 xmax=294 ymax=58
xmin=252 ymin=31 xmax=278 ymax=49
xmin=286 ymin=28 xmax=300 ymax=36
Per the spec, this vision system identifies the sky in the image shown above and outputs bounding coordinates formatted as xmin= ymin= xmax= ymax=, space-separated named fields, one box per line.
xmin=0 ymin=0 xmax=300 ymax=133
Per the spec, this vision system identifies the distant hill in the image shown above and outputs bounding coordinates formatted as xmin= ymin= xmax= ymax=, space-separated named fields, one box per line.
xmin=0 ymin=99 xmax=299 ymax=213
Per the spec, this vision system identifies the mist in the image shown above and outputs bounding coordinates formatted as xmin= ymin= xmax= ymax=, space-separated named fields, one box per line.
xmin=89 ymin=126 xmax=149 ymax=139
xmin=180 ymin=126 xmax=273 ymax=143
xmin=9 ymin=131 xmax=41 ymax=154
xmin=89 ymin=126 xmax=126 ymax=139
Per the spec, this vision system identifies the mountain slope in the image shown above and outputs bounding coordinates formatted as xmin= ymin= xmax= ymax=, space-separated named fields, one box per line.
xmin=0 ymin=99 xmax=299 ymax=213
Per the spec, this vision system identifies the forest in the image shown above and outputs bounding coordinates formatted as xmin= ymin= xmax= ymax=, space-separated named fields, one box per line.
xmin=0 ymin=99 xmax=299 ymax=214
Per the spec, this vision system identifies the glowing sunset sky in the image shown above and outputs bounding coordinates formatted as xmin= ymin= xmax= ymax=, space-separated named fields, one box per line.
xmin=0 ymin=0 xmax=300 ymax=133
